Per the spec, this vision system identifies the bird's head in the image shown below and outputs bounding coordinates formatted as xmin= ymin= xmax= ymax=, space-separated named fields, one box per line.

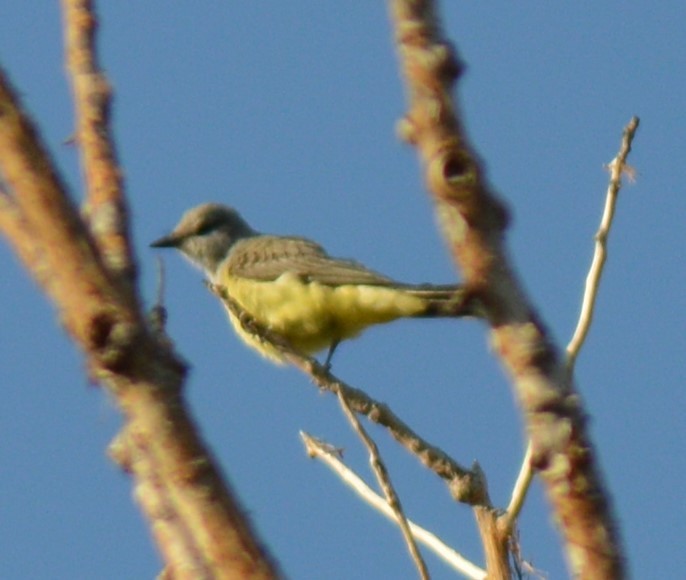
xmin=151 ymin=203 xmax=257 ymax=275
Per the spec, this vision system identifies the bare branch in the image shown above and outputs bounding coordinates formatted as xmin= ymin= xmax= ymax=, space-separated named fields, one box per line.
xmin=0 ymin=195 xmax=49 ymax=286
xmin=337 ymin=391 xmax=429 ymax=580
xmin=567 ymin=117 xmax=640 ymax=371
xmin=500 ymin=442 xmax=534 ymax=536
xmin=502 ymin=117 xmax=641 ymax=537
xmin=212 ymin=283 xmax=509 ymax=576
xmin=1 ymin=18 xmax=279 ymax=579
xmin=387 ymin=2 xmax=628 ymax=577
xmin=62 ymin=0 xmax=136 ymax=287
xmin=0 ymin=67 xmax=121 ymax=343
xmin=301 ymin=432 xmax=487 ymax=580
xmin=208 ymin=283 xmax=488 ymax=505
xmin=109 ymin=429 xmax=213 ymax=579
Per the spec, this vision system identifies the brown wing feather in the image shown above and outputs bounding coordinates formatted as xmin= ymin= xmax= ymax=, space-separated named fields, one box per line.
xmin=225 ymin=235 xmax=397 ymax=286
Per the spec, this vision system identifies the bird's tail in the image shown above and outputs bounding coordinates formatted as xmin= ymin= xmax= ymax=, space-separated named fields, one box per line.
xmin=402 ymin=284 xmax=481 ymax=318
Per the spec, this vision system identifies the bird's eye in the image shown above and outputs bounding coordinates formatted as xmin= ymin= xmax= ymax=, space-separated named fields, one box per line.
xmin=196 ymin=221 xmax=218 ymax=236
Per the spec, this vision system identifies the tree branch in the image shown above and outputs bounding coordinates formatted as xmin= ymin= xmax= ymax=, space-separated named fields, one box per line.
xmin=337 ymin=391 xmax=429 ymax=580
xmin=209 ymin=283 xmax=488 ymax=506
xmin=501 ymin=117 xmax=640 ymax=538
xmin=0 ymin=9 xmax=279 ymax=577
xmin=387 ymin=1 xmax=628 ymax=577
xmin=567 ymin=117 xmax=640 ymax=371
xmin=301 ymin=432 xmax=487 ymax=580
xmin=211 ymin=282 xmax=512 ymax=576
xmin=62 ymin=0 xmax=136 ymax=287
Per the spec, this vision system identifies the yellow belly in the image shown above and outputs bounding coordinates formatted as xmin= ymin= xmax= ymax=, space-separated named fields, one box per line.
xmin=221 ymin=272 xmax=427 ymax=362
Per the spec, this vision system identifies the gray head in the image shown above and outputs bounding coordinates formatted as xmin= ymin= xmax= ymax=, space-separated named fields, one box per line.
xmin=151 ymin=203 xmax=257 ymax=275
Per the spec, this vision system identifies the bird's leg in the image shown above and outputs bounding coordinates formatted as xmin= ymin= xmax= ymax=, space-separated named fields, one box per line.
xmin=323 ymin=339 xmax=340 ymax=371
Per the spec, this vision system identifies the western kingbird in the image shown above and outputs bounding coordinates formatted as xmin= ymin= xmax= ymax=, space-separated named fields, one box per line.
xmin=151 ymin=203 xmax=476 ymax=364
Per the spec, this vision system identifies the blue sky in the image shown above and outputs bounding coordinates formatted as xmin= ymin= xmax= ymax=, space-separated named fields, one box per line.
xmin=2 ymin=3 xmax=685 ymax=578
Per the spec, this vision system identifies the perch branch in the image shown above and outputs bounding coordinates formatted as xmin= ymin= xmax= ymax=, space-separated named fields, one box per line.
xmin=209 ymin=283 xmax=488 ymax=507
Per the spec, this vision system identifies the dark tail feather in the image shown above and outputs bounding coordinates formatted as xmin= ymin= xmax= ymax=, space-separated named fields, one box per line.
xmin=403 ymin=284 xmax=481 ymax=318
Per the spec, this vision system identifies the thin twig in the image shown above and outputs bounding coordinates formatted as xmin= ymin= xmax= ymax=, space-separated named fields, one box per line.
xmin=149 ymin=257 xmax=168 ymax=335
xmin=337 ymin=391 xmax=429 ymax=580
xmin=567 ymin=117 xmax=640 ymax=371
xmin=301 ymin=432 xmax=487 ymax=580
xmin=500 ymin=116 xmax=640 ymax=538
xmin=500 ymin=442 xmax=534 ymax=535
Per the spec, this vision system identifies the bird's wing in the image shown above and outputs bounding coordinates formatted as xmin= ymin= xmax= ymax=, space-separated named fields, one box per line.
xmin=226 ymin=235 xmax=396 ymax=286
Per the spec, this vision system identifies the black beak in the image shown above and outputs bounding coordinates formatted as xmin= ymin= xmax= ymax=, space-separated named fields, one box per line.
xmin=150 ymin=234 xmax=179 ymax=248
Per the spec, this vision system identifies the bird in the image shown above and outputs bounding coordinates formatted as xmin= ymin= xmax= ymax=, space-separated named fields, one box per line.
xmin=151 ymin=203 xmax=477 ymax=366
